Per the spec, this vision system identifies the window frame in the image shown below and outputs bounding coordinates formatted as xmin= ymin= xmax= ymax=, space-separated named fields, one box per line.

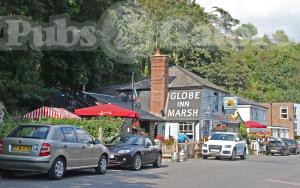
xmin=280 ymin=107 xmax=288 ymax=119
xmin=179 ymin=122 xmax=194 ymax=136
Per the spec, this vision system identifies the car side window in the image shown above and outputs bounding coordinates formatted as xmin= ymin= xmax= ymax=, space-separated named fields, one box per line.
xmin=51 ymin=128 xmax=65 ymax=142
xmin=145 ymin=138 xmax=153 ymax=147
xmin=61 ymin=127 xmax=77 ymax=143
xmin=75 ymin=128 xmax=94 ymax=144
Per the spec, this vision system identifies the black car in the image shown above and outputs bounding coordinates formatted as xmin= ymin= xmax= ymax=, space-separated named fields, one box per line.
xmin=266 ymin=140 xmax=290 ymax=156
xmin=282 ymin=139 xmax=299 ymax=154
xmin=106 ymin=135 xmax=162 ymax=171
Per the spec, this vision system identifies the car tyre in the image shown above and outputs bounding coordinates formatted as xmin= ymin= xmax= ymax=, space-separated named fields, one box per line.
xmin=0 ymin=170 xmax=16 ymax=178
xmin=215 ymin=156 xmax=221 ymax=160
xmin=131 ymin=154 xmax=142 ymax=171
xmin=231 ymin=148 xmax=236 ymax=161
xmin=48 ymin=157 xmax=66 ymax=180
xmin=95 ymin=155 xmax=108 ymax=175
xmin=202 ymin=155 xmax=208 ymax=159
xmin=153 ymin=153 xmax=162 ymax=168
xmin=240 ymin=148 xmax=247 ymax=160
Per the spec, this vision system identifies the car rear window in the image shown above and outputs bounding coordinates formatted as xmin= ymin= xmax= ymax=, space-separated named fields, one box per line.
xmin=8 ymin=125 xmax=50 ymax=139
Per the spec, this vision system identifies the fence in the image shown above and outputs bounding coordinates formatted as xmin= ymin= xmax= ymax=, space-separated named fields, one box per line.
xmin=158 ymin=141 xmax=202 ymax=159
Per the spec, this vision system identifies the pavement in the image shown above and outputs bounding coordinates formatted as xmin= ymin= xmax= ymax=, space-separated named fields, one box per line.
xmin=1 ymin=155 xmax=300 ymax=188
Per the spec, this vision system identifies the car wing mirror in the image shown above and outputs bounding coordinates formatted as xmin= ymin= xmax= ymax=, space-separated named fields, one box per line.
xmin=94 ymin=139 xmax=101 ymax=145
xmin=145 ymin=143 xmax=151 ymax=148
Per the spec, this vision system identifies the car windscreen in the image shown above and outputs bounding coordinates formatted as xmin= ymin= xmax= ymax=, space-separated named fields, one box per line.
xmin=283 ymin=140 xmax=294 ymax=145
xmin=110 ymin=136 xmax=144 ymax=145
xmin=210 ymin=134 xmax=235 ymax=141
xmin=8 ymin=125 xmax=50 ymax=139
xmin=269 ymin=141 xmax=283 ymax=147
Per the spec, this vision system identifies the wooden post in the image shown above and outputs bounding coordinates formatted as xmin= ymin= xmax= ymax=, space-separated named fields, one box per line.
xmin=98 ymin=127 xmax=104 ymax=143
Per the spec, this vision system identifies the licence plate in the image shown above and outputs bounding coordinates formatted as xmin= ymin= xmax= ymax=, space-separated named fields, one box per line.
xmin=12 ymin=145 xmax=32 ymax=152
xmin=271 ymin=149 xmax=277 ymax=152
xmin=210 ymin=149 xmax=220 ymax=152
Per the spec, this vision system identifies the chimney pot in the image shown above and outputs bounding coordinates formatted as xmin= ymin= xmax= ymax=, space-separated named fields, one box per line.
xmin=155 ymin=48 xmax=160 ymax=55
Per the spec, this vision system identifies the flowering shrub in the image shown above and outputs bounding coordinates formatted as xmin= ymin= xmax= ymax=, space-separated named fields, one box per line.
xmin=212 ymin=125 xmax=228 ymax=132
xmin=156 ymin=135 xmax=175 ymax=146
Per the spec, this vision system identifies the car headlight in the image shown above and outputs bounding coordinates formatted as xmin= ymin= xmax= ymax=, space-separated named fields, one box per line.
xmin=117 ymin=150 xmax=131 ymax=154
xmin=203 ymin=144 xmax=208 ymax=147
xmin=225 ymin=145 xmax=232 ymax=148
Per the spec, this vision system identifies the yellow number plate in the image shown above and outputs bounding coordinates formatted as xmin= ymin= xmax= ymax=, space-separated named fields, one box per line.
xmin=12 ymin=145 xmax=32 ymax=152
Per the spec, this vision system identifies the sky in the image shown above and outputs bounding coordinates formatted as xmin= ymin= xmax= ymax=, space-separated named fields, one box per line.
xmin=196 ymin=0 xmax=300 ymax=42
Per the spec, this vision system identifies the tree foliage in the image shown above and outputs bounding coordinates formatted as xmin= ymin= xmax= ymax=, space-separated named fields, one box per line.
xmin=0 ymin=0 xmax=299 ymax=115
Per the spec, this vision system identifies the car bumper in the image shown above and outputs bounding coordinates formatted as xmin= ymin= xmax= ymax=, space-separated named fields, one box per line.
xmin=202 ymin=148 xmax=233 ymax=157
xmin=108 ymin=153 xmax=132 ymax=166
xmin=0 ymin=154 xmax=52 ymax=172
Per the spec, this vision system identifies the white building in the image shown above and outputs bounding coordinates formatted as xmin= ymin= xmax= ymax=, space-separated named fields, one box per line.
xmin=237 ymin=98 xmax=268 ymax=125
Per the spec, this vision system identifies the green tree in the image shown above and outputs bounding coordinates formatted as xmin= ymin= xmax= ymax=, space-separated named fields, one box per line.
xmin=272 ymin=30 xmax=290 ymax=44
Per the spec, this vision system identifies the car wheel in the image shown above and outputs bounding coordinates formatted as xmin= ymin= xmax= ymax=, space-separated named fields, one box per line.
xmin=95 ymin=155 xmax=108 ymax=175
xmin=131 ymin=154 xmax=142 ymax=171
xmin=215 ymin=156 xmax=221 ymax=160
xmin=271 ymin=153 xmax=274 ymax=156
xmin=153 ymin=153 xmax=162 ymax=168
xmin=202 ymin=155 xmax=208 ymax=159
xmin=240 ymin=148 xmax=247 ymax=160
xmin=231 ymin=148 xmax=236 ymax=160
xmin=0 ymin=170 xmax=16 ymax=178
xmin=48 ymin=157 xmax=66 ymax=180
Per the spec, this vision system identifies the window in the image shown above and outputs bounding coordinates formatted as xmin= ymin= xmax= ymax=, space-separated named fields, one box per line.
xmin=8 ymin=126 xmax=50 ymax=139
xmin=179 ymin=122 xmax=193 ymax=137
xmin=213 ymin=92 xmax=219 ymax=112
xmin=75 ymin=128 xmax=94 ymax=144
xmin=145 ymin=138 xmax=153 ymax=147
xmin=280 ymin=107 xmax=288 ymax=119
xmin=61 ymin=127 xmax=77 ymax=143
xmin=51 ymin=128 xmax=65 ymax=142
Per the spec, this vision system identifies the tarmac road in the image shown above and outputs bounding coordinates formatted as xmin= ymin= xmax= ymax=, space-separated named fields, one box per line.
xmin=1 ymin=154 xmax=300 ymax=188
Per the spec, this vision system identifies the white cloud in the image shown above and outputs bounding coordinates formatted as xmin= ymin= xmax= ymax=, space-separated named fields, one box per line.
xmin=197 ymin=0 xmax=300 ymax=41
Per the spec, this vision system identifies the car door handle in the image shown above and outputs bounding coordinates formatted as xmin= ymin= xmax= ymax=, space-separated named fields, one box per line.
xmin=64 ymin=145 xmax=68 ymax=148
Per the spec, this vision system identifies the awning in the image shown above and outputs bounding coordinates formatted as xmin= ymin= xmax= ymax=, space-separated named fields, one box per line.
xmin=75 ymin=104 xmax=139 ymax=118
xmin=24 ymin=106 xmax=80 ymax=120
xmin=245 ymin=121 xmax=267 ymax=128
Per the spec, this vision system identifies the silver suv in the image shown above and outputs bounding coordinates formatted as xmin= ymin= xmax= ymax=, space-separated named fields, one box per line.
xmin=0 ymin=124 xmax=109 ymax=180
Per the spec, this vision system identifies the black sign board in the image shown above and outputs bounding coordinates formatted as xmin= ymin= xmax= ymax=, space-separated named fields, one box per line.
xmin=165 ymin=90 xmax=201 ymax=121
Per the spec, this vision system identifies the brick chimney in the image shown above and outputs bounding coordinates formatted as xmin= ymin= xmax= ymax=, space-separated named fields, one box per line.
xmin=150 ymin=49 xmax=169 ymax=116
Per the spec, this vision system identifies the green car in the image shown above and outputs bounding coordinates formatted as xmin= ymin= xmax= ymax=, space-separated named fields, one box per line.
xmin=0 ymin=124 xmax=109 ymax=180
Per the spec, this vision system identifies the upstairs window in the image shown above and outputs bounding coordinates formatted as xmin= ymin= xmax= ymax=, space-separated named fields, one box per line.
xmin=280 ymin=107 xmax=288 ymax=119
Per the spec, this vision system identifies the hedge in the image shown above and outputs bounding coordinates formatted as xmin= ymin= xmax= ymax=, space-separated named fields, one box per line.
xmin=0 ymin=117 xmax=124 ymax=141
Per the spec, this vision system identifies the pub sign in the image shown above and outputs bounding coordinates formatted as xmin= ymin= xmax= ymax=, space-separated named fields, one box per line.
xmin=165 ymin=90 xmax=201 ymax=121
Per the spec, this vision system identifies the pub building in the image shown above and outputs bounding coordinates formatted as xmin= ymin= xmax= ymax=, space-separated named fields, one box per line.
xmin=83 ymin=49 xmax=232 ymax=140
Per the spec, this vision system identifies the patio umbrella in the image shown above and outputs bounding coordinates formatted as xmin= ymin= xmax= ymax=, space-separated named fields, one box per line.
xmin=74 ymin=103 xmax=140 ymax=118
xmin=245 ymin=121 xmax=267 ymax=128
xmin=23 ymin=106 xmax=80 ymax=120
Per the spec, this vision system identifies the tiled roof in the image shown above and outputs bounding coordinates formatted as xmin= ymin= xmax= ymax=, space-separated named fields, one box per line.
xmin=237 ymin=97 xmax=268 ymax=109
xmin=118 ymin=66 xmax=228 ymax=92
